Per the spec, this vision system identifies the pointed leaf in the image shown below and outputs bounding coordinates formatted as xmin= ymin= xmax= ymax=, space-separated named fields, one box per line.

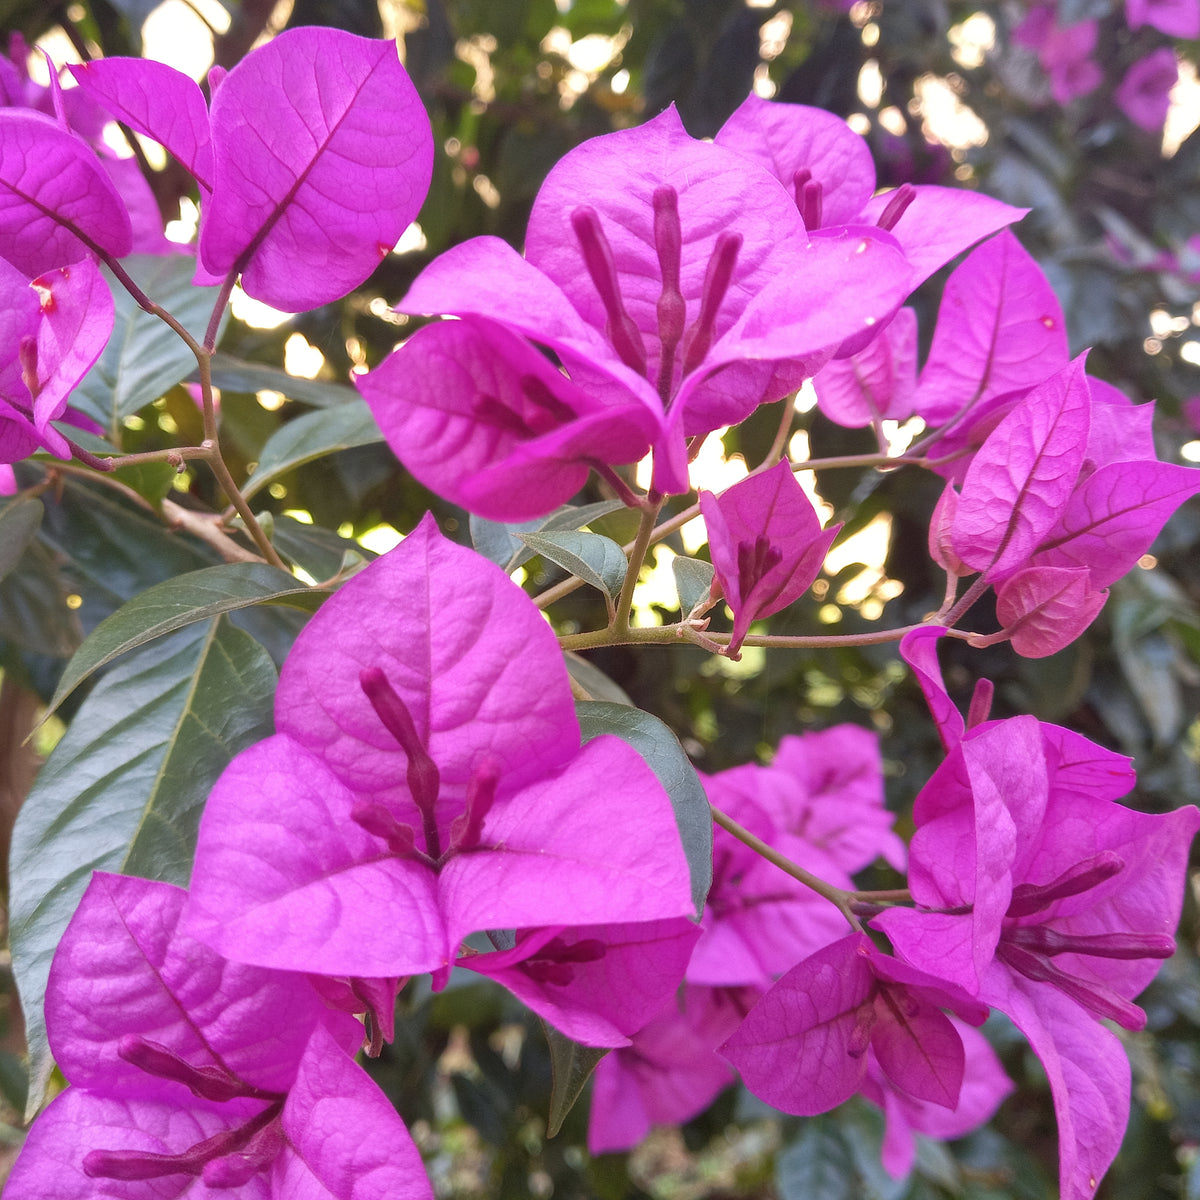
xmin=564 ymin=651 xmax=633 ymax=705
xmin=777 ymin=1119 xmax=858 ymax=1200
xmin=9 ymin=618 xmax=278 ymax=1115
xmin=199 ymin=27 xmax=433 ymax=310
xmin=207 ymin=353 xmax=361 ymax=408
xmin=241 ymin=399 xmax=384 ymax=500
xmin=543 ymin=1021 xmax=609 ymax=1137
xmin=470 ymin=500 xmax=625 ymax=572
xmin=520 ymin=530 xmax=628 ymax=615
xmin=70 ymin=256 xmax=228 ymax=437
xmin=0 ymin=495 xmax=42 ymax=583
xmin=576 ymin=701 xmax=713 ymax=916
xmin=43 ymin=561 xmax=323 ymax=718
xmin=672 ymin=555 xmax=715 ymax=615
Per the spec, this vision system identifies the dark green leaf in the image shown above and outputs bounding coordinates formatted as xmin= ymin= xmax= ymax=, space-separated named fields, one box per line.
xmin=207 ymin=353 xmax=361 ymax=408
xmin=672 ymin=556 xmax=715 ymax=616
xmin=471 ymin=500 xmax=626 ymax=573
xmin=576 ymin=701 xmax=711 ymax=916
xmin=44 ymin=562 xmax=323 ymax=717
xmin=542 ymin=1020 xmax=609 ymax=1138
xmin=269 ymin=515 xmax=374 ymax=581
xmin=0 ymin=496 xmax=43 ymax=583
xmin=564 ymin=652 xmax=633 ymax=705
xmin=241 ymin=401 xmax=384 ymax=500
xmin=37 ymin=474 xmax=218 ymax=639
xmin=470 ymin=513 xmax=544 ymax=570
xmin=10 ymin=618 xmax=278 ymax=1115
xmin=72 ymin=256 xmax=228 ymax=438
xmin=0 ymin=536 xmax=81 ymax=661
xmin=777 ymin=1118 xmax=857 ymax=1200
xmin=521 ymin=531 xmax=627 ymax=617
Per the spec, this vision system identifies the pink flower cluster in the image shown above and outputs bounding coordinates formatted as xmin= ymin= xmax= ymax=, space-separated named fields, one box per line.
xmin=1014 ymin=1 xmax=1193 ymax=129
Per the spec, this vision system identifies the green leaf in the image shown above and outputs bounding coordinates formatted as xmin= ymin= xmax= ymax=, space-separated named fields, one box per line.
xmin=470 ymin=513 xmax=544 ymax=570
xmin=0 ymin=536 xmax=81 ymax=661
xmin=470 ymin=500 xmax=626 ymax=573
xmin=672 ymin=556 xmax=715 ymax=616
xmin=207 ymin=353 xmax=362 ymax=408
xmin=241 ymin=400 xmax=384 ymax=500
xmin=270 ymin=515 xmax=374 ymax=581
xmin=542 ymin=1020 xmax=609 ymax=1138
xmin=521 ymin=531 xmax=628 ymax=618
xmin=777 ymin=1118 xmax=857 ymax=1200
xmin=564 ymin=652 xmax=632 ymax=705
xmin=10 ymin=618 xmax=278 ymax=1116
xmin=576 ymin=701 xmax=712 ymax=917
xmin=72 ymin=256 xmax=229 ymax=439
xmin=44 ymin=562 xmax=324 ymax=717
xmin=0 ymin=496 xmax=43 ymax=584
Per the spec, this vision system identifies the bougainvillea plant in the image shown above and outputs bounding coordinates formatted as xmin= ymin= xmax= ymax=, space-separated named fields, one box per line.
xmin=1 ymin=17 xmax=1197 ymax=1200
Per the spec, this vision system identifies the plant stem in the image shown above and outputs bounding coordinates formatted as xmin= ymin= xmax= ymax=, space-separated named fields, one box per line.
xmin=710 ymin=803 xmax=862 ymax=931
xmin=611 ymin=495 xmax=664 ymax=633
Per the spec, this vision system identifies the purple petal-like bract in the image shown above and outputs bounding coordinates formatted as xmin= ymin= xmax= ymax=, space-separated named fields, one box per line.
xmin=721 ymin=934 xmax=986 ymax=1117
xmin=917 ymin=231 xmax=1068 ymax=430
xmin=877 ymin=705 xmax=1200 ymax=1200
xmin=994 ymin=566 xmax=1107 ymax=658
xmin=1116 ymin=49 xmax=1179 ymax=133
xmin=187 ymin=515 xmax=693 ymax=978
xmin=398 ymin=107 xmax=912 ymax=496
xmin=30 ymin=258 xmax=114 ymax=455
xmin=7 ymin=873 xmax=432 ymax=1199
xmin=951 ymin=356 xmax=1091 ymax=580
xmin=812 ymin=306 xmax=918 ymax=427
xmin=700 ymin=461 xmax=838 ymax=654
xmin=1033 ymin=460 xmax=1200 ymax=587
xmin=357 ymin=316 xmax=657 ymax=521
xmin=464 ymin=919 xmax=702 ymax=1047
xmin=69 ymin=58 xmax=214 ymax=190
xmin=588 ymin=986 xmax=747 ymax=1154
xmin=199 ymin=27 xmax=433 ymax=310
xmin=0 ymin=110 xmax=132 ymax=275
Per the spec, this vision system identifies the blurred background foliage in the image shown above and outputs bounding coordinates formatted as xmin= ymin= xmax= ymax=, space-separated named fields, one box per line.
xmin=1 ymin=0 xmax=1200 ymax=1196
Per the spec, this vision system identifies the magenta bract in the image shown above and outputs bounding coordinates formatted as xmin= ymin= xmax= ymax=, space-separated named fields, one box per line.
xmin=5 ymin=873 xmax=432 ymax=1200
xmin=874 ymin=695 xmax=1200 ymax=1200
xmin=463 ymin=918 xmax=702 ymax=1047
xmin=200 ymin=27 xmax=433 ymax=310
xmin=0 ymin=109 xmax=132 ymax=276
xmin=700 ymin=461 xmax=839 ymax=655
xmin=186 ymin=515 xmax=694 ymax=980
xmin=357 ymin=315 xmax=657 ymax=521
xmin=396 ymin=106 xmax=912 ymax=495
xmin=715 ymin=95 xmax=1023 ymax=289
xmin=587 ymin=985 xmax=749 ymax=1154
xmin=720 ymin=932 xmax=988 ymax=1117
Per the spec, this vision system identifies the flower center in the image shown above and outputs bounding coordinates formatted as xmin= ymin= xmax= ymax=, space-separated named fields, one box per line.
xmin=792 ymin=167 xmax=823 ymax=229
xmin=571 ymin=191 xmax=743 ymax=405
xmin=82 ymin=1037 xmax=285 ymax=1184
xmin=736 ymin=534 xmax=783 ymax=596
xmin=998 ymin=851 xmax=1175 ymax=1029
xmin=356 ymin=667 xmax=497 ymax=866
